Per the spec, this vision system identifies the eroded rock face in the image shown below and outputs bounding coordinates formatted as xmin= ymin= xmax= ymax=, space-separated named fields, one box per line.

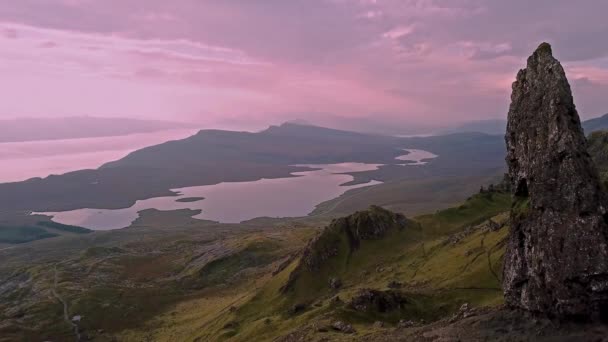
xmin=503 ymin=42 xmax=608 ymax=319
xmin=280 ymin=206 xmax=410 ymax=293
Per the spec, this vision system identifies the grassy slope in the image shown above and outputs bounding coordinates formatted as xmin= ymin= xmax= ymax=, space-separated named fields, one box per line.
xmin=128 ymin=191 xmax=511 ymax=342
xmin=0 ymin=191 xmax=511 ymax=342
xmin=312 ymin=172 xmax=504 ymax=218
xmin=0 ymin=218 xmax=318 ymax=342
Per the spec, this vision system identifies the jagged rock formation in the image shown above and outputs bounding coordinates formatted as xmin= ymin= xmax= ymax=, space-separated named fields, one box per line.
xmin=503 ymin=42 xmax=608 ymax=319
xmin=280 ymin=206 xmax=411 ymax=293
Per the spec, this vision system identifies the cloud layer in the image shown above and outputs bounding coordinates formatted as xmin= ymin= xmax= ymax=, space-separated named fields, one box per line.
xmin=1 ymin=0 xmax=607 ymax=132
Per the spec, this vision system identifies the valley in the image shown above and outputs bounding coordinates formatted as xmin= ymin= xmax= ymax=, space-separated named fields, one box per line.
xmin=0 ymin=188 xmax=511 ymax=341
xmin=0 ymin=123 xmax=507 ymax=244
xmin=2 ymin=54 xmax=608 ymax=339
xmin=37 ymin=149 xmax=434 ymax=230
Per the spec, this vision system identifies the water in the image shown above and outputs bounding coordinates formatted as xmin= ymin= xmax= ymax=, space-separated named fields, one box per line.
xmin=35 ymin=148 xmax=437 ymax=230
xmin=396 ymin=149 xmax=438 ymax=165
xmin=37 ymin=163 xmax=382 ymax=229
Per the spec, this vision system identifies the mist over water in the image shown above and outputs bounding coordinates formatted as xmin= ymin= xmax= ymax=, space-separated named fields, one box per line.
xmin=0 ymin=129 xmax=198 ymax=183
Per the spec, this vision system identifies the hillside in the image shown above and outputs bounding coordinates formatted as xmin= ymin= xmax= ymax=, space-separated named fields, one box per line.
xmin=1 ymin=137 xmax=607 ymax=340
xmin=0 ymin=189 xmax=512 ymax=341
xmin=582 ymin=113 xmax=608 ymax=133
xmin=0 ymin=123 xmax=408 ymax=213
xmin=0 ymin=123 xmax=507 ymax=246
xmin=441 ymin=119 xmax=507 ymax=135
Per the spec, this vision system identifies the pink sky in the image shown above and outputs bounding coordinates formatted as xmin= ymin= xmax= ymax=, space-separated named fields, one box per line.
xmin=1 ymin=0 xmax=608 ymax=132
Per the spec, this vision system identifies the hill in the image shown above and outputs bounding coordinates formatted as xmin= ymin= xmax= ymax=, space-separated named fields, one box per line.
xmin=441 ymin=119 xmax=507 ymax=135
xmin=1 ymin=134 xmax=607 ymax=339
xmin=582 ymin=113 xmax=608 ymax=133
xmin=0 ymin=123 xmax=505 ymax=216
xmin=0 ymin=188 xmax=512 ymax=341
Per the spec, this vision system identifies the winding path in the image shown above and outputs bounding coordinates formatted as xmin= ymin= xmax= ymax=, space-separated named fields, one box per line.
xmin=51 ymin=266 xmax=81 ymax=342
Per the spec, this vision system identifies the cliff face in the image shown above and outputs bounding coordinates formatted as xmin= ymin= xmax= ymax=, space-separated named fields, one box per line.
xmin=503 ymin=42 xmax=608 ymax=319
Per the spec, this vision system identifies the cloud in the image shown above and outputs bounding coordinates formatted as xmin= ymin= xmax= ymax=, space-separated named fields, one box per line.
xmin=382 ymin=25 xmax=415 ymax=39
xmin=3 ymin=27 xmax=17 ymax=38
xmin=0 ymin=0 xmax=606 ymax=131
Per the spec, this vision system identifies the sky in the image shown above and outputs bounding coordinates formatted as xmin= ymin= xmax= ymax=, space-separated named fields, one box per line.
xmin=1 ymin=0 xmax=608 ymax=132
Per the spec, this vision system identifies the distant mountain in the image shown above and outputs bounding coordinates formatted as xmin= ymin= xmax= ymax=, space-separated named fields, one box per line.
xmin=0 ymin=123 xmax=407 ymax=212
xmin=582 ymin=113 xmax=608 ymax=133
xmin=0 ymin=117 xmax=195 ymax=143
xmin=442 ymin=119 xmax=507 ymax=135
xmin=0 ymin=122 xmax=506 ymax=214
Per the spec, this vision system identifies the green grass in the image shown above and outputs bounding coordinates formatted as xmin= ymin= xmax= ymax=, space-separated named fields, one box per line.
xmin=193 ymin=192 xmax=512 ymax=341
xmin=0 ymin=217 xmax=90 ymax=245
xmin=416 ymin=191 xmax=511 ymax=236
xmin=195 ymin=241 xmax=282 ymax=288
xmin=82 ymin=246 xmax=126 ymax=259
xmin=0 ymin=189 xmax=514 ymax=342
xmin=512 ymin=196 xmax=530 ymax=220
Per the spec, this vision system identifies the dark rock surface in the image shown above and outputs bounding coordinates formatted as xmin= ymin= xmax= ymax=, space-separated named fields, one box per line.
xmin=503 ymin=42 xmax=608 ymax=319
xmin=328 ymin=277 xmax=342 ymax=289
xmin=330 ymin=321 xmax=355 ymax=334
xmin=348 ymin=288 xmax=408 ymax=313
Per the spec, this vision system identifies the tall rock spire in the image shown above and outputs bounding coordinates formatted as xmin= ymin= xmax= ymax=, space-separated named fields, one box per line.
xmin=503 ymin=42 xmax=608 ymax=319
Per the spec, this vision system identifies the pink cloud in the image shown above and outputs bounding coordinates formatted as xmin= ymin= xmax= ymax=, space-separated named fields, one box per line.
xmin=0 ymin=1 xmax=607 ymax=131
xmin=3 ymin=27 xmax=17 ymax=38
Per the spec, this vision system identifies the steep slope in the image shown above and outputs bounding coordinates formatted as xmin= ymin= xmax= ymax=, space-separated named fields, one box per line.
xmin=280 ymin=206 xmax=413 ymax=298
xmin=185 ymin=191 xmax=511 ymax=341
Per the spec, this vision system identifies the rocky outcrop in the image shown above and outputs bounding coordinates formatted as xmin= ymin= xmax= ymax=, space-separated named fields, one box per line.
xmin=503 ymin=42 xmax=608 ymax=319
xmin=280 ymin=206 xmax=411 ymax=293
xmin=348 ymin=289 xmax=408 ymax=313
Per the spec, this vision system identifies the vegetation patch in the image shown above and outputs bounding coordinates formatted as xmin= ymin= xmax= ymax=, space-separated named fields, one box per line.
xmin=37 ymin=221 xmax=91 ymax=234
xmin=0 ymin=226 xmax=58 ymax=244
xmin=195 ymin=241 xmax=282 ymax=289
xmin=175 ymin=197 xmax=205 ymax=203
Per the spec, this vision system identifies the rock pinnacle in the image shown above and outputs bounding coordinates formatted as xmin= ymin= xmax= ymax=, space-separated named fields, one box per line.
xmin=503 ymin=42 xmax=608 ymax=320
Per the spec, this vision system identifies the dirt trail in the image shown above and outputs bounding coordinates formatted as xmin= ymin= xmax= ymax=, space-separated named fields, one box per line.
xmin=51 ymin=266 xmax=81 ymax=342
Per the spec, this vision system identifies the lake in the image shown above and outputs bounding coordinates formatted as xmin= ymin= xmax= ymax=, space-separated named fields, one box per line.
xmin=395 ymin=149 xmax=438 ymax=165
xmin=36 ymin=149 xmax=437 ymax=229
